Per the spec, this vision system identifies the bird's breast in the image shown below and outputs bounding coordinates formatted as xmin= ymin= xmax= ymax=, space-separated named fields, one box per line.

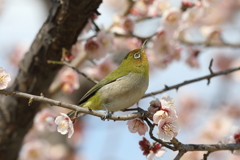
xmin=98 ymin=73 xmax=149 ymax=111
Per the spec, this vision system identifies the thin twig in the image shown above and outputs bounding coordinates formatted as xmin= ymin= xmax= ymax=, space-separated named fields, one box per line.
xmin=143 ymin=65 xmax=240 ymax=98
xmin=203 ymin=151 xmax=213 ymax=160
xmin=48 ymin=60 xmax=98 ymax=84
xmin=91 ymin=19 xmax=100 ymax=32
xmin=0 ymin=90 xmax=150 ymax=121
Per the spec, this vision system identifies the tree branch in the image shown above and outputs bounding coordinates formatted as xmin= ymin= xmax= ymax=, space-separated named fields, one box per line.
xmin=0 ymin=0 xmax=102 ymax=159
xmin=143 ymin=65 xmax=240 ymax=98
xmin=0 ymin=90 xmax=151 ymax=121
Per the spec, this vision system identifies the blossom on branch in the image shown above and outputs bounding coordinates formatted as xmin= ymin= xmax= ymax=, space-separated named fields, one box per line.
xmin=127 ymin=118 xmax=148 ymax=136
xmin=222 ymin=126 xmax=240 ymax=156
xmin=162 ymin=8 xmax=181 ymax=29
xmin=55 ymin=113 xmax=74 ymax=138
xmin=157 ymin=117 xmax=180 ymax=141
xmin=85 ymin=38 xmax=106 ymax=60
xmin=96 ymin=30 xmax=115 ymax=52
xmin=60 ymin=68 xmax=80 ymax=94
xmin=19 ymin=140 xmax=49 ymax=160
xmin=0 ymin=67 xmax=11 ymax=90
xmin=139 ymin=137 xmax=165 ymax=159
xmin=34 ymin=108 xmax=57 ymax=132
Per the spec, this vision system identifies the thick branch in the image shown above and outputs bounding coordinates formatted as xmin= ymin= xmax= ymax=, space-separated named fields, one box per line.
xmin=143 ymin=66 xmax=240 ymax=98
xmin=0 ymin=0 xmax=102 ymax=160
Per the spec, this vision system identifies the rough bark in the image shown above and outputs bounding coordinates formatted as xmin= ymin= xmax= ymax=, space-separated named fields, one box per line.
xmin=0 ymin=0 xmax=102 ymax=159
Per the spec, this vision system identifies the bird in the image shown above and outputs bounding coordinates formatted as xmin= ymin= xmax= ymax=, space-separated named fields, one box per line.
xmin=70 ymin=40 xmax=149 ymax=119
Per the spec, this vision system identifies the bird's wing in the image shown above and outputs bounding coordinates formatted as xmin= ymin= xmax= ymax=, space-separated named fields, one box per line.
xmin=78 ymin=69 xmax=129 ymax=105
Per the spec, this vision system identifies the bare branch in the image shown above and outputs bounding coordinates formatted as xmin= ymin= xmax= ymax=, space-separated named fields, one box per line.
xmin=48 ymin=60 xmax=98 ymax=84
xmin=143 ymin=66 xmax=240 ymax=98
xmin=174 ymin=150 xmax=186 ymax=160
xmin=0 ymin=90 xmax=151 ymax=121
xmin=203 ymin=151 xmax=213 ymax=160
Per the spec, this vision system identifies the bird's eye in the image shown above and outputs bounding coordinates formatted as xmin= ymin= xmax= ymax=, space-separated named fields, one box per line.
xmin=134 ymin=52 xmax=141 ymax=59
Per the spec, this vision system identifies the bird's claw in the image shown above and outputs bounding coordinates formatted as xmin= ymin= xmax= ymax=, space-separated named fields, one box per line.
xmin=101 ymin=111 xmax=113 ymax=121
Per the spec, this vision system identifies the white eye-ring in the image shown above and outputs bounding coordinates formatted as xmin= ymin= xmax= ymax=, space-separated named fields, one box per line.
xmin=134 ymin=52 xmax=141 ymax=59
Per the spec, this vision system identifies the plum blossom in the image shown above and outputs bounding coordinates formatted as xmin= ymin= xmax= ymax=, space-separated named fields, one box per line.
xmin=149 ymin=29 xmax=182 ymax=68
xmin=85 ymin=38 xmax=106 ymax=60
xmin=153 ymin=106 xmax=178 ymax=124
xmin=148 ymin=0 xmax=171 ymax=16
xmin=162 ymin=8 xmax=182 ymax=29
xmin=55 ymin=113 xmax=74 ymax=138
xmin=127 ymin=118 xmax=148 ymax=136
xmin=83 ymin=57 xmax=117 ymax=80
xmin=222 ymin=126 xmax=240 ymax=156
xmin=185 ymin=47 xmax=200 ymax=68
xmin=157 ymin=117 xmax=180 ymax=141
xmin=34 ymin=108 xmax=57 ymax=132
xmin=139 ymin=137 xmax=165 ymax=159
xmin=19 ymin=140 xmax=49 ymax=160
xmin=148 ymin=98 xmax=161 ymax=114
xmin=0 ymin=67 xmax=11 ymax=90
xmin=96 ymin=30 xmax=115 ymax=52
xmin=121 ymin=16 xmax=135 ymax=33
xmin=131 ymin=0 xmax=148 ymax=16
xmin=127 ymin=37 xmax=142 ymax=50
xmin=60 ymin=68 xmax=79 ymax=93
xmin=148 ymin=93 xmax=177 ymax=116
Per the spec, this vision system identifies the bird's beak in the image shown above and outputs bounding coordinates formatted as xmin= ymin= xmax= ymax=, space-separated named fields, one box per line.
xmin=140 ymin=39 xmax=148 ymax=53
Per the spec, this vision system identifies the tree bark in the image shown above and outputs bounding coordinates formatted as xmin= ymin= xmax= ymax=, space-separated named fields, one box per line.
xmin=0 ymin=0 xmax=102 ymax=159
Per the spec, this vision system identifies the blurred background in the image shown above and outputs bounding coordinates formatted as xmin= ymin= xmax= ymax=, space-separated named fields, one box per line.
xmin=1 ymin=0 xmax=240 ymax=160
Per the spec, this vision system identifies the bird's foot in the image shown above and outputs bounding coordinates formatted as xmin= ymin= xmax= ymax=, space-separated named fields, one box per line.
xmin=101 ymin=104 xmax=113 ymax=121
xmin=101 ymin=111 xmax=113 ymax=121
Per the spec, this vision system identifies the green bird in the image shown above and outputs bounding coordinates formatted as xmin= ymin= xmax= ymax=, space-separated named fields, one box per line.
xmin=70 ymin=40 xmax=149 ymax=119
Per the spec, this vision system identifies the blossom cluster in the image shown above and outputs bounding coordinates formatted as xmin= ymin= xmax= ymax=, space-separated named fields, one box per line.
xmin=150 ymin=94 xmax=180 ymax=141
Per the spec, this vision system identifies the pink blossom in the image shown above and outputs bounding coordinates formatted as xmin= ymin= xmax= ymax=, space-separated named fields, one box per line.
xmin=19 ymin=140 xmax=49 ymax=160
xmin=149 ymin=29 xmax=181 ymax=68
xmin=162 ymin=8 xmax=181 ymax=29
xmin=147 ymin=149 xmax=165 ymax=160
xmin=83 ymin=57 xmax=117 ymax=80
xmin=127 ymin=118 xmax=148 ymax=136
xmin=121 ymin=16 xmax=135 ymax=33
xmin=96 ymin=30 xmax=115 ymax=52
xmin=34 ymin=108 xmax=57 ymax=132
xmin=85 ymin=38 xmax=106 ymax=60
xmin=139 ymin=137 xmax=165 ymax=158
xmin=131 ymin=1 xmax=148 ymax=16
xmin=126 ymin=37 xmax=142 ymax=50
xmin=201 ymin=26 xmax=222 ymax=45
xmin=149 ymin=94 xmax=177 ymax=117
xmin=47 ymin=144 xmax=68 ymax=160
xmin=148 ymin=0 xmax=171 ymax=16
xmin=60 ymin=68 xmax=79 ymax=93
xmin=185 ymin=48 xmax=200 ymax=68
xmin=161 ymin=93 xmax=175 ymax=107
xmin=55 ymin=113 xmax=74 ymax=138
xmin=0 ymin=67 xmax=11 ymax=90
xmin=148 ymin=98 xmax=161 ymax=114
xmin=157 ymin=117 xmax=180 ymax=141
